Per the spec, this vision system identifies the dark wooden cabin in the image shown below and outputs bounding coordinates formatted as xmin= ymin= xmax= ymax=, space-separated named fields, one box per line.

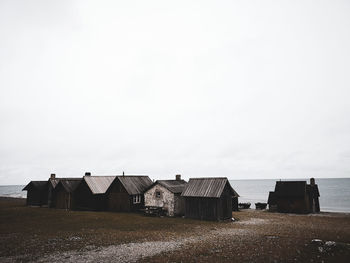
xmin=22 ymin=181 xmax=48 ymax=206
xmin=51 ymin=178 xmax=82 ymax=210
xmin=74 ymin=175 xmax=116 ymax=211
xmin=107 ymin=175 xmax=153 ymax=212
xmin=181 ymin=177 xmax=239 ymax=221
xmin=267 ymin=178 xmax=320 ymax=214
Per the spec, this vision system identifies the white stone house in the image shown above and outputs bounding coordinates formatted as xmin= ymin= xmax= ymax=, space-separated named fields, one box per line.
xmin=144 ymin=175 xmax=187 ymax=217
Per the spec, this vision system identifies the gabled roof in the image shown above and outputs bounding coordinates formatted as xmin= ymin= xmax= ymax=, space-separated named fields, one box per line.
xmin=84 ymin=176 xmax=116 ymax=194
xmin=56 ymin=178 xmax=82 ymax=193
xmin=148 ymin=180 xmax=187 ymax=194
xmin=274 ymin=181 xmax=306 ymax=197
xmin=117 ymin=176 xmax=153 ymax=195
xmin=181 ymin=177 xmax=239 ymax=198
xmin=48 ymin=177 xmax=81 ymax=189
xmin=22 ymin=181 xmax=47 ymax=191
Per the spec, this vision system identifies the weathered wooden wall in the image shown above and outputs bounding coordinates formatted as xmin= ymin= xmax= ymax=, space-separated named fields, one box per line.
xmin=52 ymin=185 xmax=74 ymax=210
xmin=276 ymin=196 xmax=309 ymax=214
xmin=26 ymin=187 xmax=48 ymax=206
xmin=74 ymin=181 xmax=107 ymax=211
xmin=107 ymin=179 xmax=144 ymax=212
xmin=174 ymin=193 xmax=185 ymax=216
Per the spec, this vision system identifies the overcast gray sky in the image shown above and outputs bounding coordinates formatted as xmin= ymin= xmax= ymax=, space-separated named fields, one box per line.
xmin=1 ymin=0 xmax=350 ymax=185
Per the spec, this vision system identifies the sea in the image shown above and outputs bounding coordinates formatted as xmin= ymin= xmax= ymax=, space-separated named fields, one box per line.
xmin=0 ymin=178 xmax=349 ymax=213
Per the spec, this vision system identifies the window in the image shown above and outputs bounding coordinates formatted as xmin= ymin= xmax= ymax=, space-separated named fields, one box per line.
xmin=156 ymin=191 xmax=161 ymax=198
xmin=133 ymin=194 xmax=141 ymax=204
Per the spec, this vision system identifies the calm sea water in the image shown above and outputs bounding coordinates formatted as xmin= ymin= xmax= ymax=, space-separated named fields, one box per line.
xmin=230 ymin=178 xmax=350 ymax=213
xmin=1 ymin=178 xmax=349 ymax=212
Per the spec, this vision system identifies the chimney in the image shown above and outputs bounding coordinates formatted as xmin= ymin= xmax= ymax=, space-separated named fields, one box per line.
xmin=50 ymin=173 xmax=56 ymax=180
xmin=310 ymin=178 xmax=315 ymax=186
xmin=176 ymin=174 xmax=181 ymax=181
xmin=85 ymin=172 xmax=91 ymax=176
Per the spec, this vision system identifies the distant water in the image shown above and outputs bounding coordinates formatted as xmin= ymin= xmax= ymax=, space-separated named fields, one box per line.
xmin=230 ymin=178 xmax=350 ymax=213
xmin=0 ymin=185 xmax=26 ymax=198
xmin=1 ymin=178 xmax=349 ymax=212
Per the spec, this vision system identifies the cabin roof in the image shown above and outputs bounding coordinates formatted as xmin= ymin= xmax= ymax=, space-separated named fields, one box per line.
xmin=56 ymin=178 xmax=82 ymax=193
xmin=116 ymin=176 xmax=153 ymax=195
xmin=48 ymin=177 xmax=80 ymax=189
xmin=181 ymin=177 xmax=239 ymax=198
xmin=84 ymin=176 xmax=116 ymax=194
xmin=148 ymin=180 xmax=187 ymax=194
xmin=22 ymin=181 xmax=47 ymax=191
xmin=274 ymin=181 xmax=307 ymax=197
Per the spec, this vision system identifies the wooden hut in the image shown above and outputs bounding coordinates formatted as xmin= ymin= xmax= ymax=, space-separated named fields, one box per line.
xmin=22 ymin=181 xmax=48 ymax=206
xmin=181 ymin=177 xmax=239 ymax=221
xmin=267 ymin=178 xmax=320 ymax=214
xmin=74 ymin=174 xmax=116 ymax=211
xmin=144 ymin=174 xmax=187 ymax=216
xmin=51 ymin=178 xmax=82 ymax=210
xmin=107 ymin=175 xmax=152 ymax=212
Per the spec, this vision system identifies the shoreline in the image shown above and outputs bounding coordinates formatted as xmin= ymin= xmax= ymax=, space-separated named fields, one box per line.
xmin=1 ymin=196 xmax=349 ymax=215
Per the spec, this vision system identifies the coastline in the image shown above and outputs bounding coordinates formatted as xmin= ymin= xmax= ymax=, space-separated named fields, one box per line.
xmin=1 ymin=197 xmax=350 ymax=262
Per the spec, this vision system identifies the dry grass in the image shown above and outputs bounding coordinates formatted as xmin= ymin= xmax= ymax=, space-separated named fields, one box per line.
xmin=0 ymin=197 xmax=217 ymax=261
xmin=1 ymin=197 xmax=350 ymax=262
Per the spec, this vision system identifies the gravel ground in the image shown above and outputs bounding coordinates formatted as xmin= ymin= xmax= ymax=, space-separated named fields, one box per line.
xmin=34 ymin=225 xmax=253 ymax=263
xmin=1 ymin=198 xmax=349 ymax=263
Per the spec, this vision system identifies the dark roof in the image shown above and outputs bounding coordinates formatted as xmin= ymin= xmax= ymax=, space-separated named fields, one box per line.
xmin=84 ymin=176 xmax=116 ymax=194
xmin=22 ymin=181 xmax=47 ymax=191
xmin=274 ymin=181 xmax=307 ymax=197
xmin=148 ymin=180 xmax=187 ymax=194
xmin=181 ymin=177 xmax=239 ymax=198
xmin=49 ymin=177 xmax=81 ymax=189
xmin=56 ymin=178 xmax=82 ymax=193
xmin=117 ymin=176 xmax=153 ymax=195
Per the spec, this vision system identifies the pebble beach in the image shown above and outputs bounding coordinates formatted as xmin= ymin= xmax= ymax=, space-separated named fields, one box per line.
xmin=0 ymin=197 xmax=349 ymax=262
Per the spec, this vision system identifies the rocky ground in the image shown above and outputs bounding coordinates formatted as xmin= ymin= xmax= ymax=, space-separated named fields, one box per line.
xmin=0 ymin=197 xmax=349 ymax=262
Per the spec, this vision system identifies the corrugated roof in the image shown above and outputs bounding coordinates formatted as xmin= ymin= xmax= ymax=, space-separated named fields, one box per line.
xmin=154 ymin=180 xmax=187 ymax=194
xmin=49 ymin=177 xmax=81 ymax=189
xmin=56 ymin=178 xmax=82 ymax=193
xmin=117 ymin=176 xmax=152 ymax=195
xmin=84 ymin=176 xmax=116 ymax=194
xmin=275 ymin=181 xmax=306 ymax=197
xmin=22 ymin=181 xmax=47 ymax=191
xmin=181 ymin=177 xmax=239 ymax=198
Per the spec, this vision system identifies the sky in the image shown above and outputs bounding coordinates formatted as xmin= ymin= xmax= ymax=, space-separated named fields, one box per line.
xmin=1 ymin=0 xmax=350 ymax=185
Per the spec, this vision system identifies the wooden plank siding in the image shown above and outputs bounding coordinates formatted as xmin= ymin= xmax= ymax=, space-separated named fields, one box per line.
xmin=107 ymin=178 xmax=145 ymax=212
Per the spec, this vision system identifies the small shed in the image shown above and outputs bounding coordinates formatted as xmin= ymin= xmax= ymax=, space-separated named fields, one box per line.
xmin=74 ymin=174 xmax=116 ymax=211
xmin=107 ymin=175 xmax=153 ymax=212
xmin=181 ymin=177 xmax=239 ymax=221
xmin=22 ymin=181 xmax=48 ymax=206
xmin=51 ymin=178 xmax=82 ymax=210
xmin=267 ymin=178 xmax=320 ymax=214
xmin=144 ymin=175 xmax=187 ymax=216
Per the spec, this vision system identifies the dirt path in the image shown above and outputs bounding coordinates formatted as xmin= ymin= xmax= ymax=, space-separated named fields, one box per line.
xmin=34 ymin=222 xmax=259 ymax=263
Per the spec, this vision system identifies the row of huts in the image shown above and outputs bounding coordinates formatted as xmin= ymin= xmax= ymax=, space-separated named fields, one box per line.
xmin=23 ymin=173 xmax=240 ymax=221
